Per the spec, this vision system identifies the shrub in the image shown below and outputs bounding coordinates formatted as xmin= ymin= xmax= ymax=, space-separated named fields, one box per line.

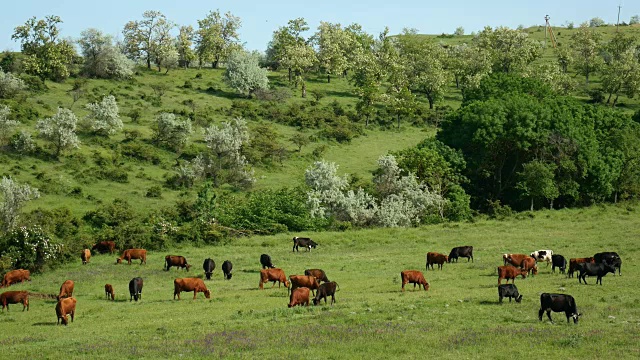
xmin=146 ymin=185 xmax=162 ymax=198
xmin=10 ymin=131 xmax=35 ymax=155
xmin=0 ymin=225 xmax=63 ymax=273
xmin=0 ymin=68 xmax=27 ymax=98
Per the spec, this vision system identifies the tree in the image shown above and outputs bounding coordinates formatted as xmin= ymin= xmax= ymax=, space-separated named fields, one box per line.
xmin=152 ymin=113 xmax=192 ymax=151
xmin=266 ymin=18 xmax=309 ymax=80
xmin=0 ymin=68 xmax=26 ymax=98
xmin=0 ymin=105 xmax=19 ymax=145
xmin=11 ymin=15 xmax=75 ymax=82
xmin=454 ymin=27 xmax=465 ymax=36
xmin=223 ymin=49 xmax=269 ymax=97
xmin=150 ymin=17 xmax=176 ymax=72
xmin=447 ymin=44 xmax=492 ymax=94
xmin=350 ymin=46 xmax=382 ymax=126
xmin=523 ymin=63 xmax=575 ymax=95
xmin=601 ymin=49 xmax=640 ymax=107
xmin=0 ymin=177 xmax=40 ymax=232
xmin=195 ymin=10 xmax=242 ymax=68
xmin=122 ymin=10 xmax=172 ymax=70
xmin=279 ymin=42 xmax=317 ymax=98
xmin=474 ymin=26 xmax=542 ymax=74
xmin=630 ymin=15 xmax=640 ymax=25
xmin=570 ymin=23 xmax=603 ymax=84
xmin=85 ymin=95 xmax=122 ymax=136
xmin=314 ymin=22 xmax=351 ymax=83
xmin=77 ymin=29 xmax=134 ymax=79
xmin=36 ymin=108 xmax=80 ymax=157
xmin=555 ymin=46 xmax=572 ymax=73
xmin=517 ymin=160 xmax=559 ymax=210
xmin=176 ymin=25 xmax=196 ymax=68
xmin=589 ymin=17 xmax=605 ymax=27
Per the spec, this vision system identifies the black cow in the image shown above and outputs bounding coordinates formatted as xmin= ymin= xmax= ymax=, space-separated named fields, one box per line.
xmin=222 ymin=260 xmax=233 ymax=280
xmin=498 ymin=284 xmax=522 ymax=304
xmin=128 ymin=277 xmax=143 ymax=302
xmin=203 ymin=258 xmax=215 ymax=280
xmin=292 ymin=237 xmax=318 ymax=252
xmin=538 ymin=293 xmax=580 ymax=324
xmin=551 ymin=254 xmax=567 ymax=274
xmin=594 ymin=252 xmax=622 ymax=275
xmin=448 ymin=246 xmax=473 ymax=263
xmin=578 ymin=262 xmax=616 ymax=285
xmin=260 ymin=254 xmax=275 ymax=269
xmin=312 ymin=281 xmax=339 ymax=306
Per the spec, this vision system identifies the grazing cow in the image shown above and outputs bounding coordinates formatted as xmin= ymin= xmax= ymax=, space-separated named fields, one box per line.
xmin=173 ymin=278 xmax=211 ymax=300
xmin=288 ymin=287 xmax=310 ymax=308
xmin=538 ymin=293 xmax=580 ymax=324
xmin=504 ymin=254 xmax=528 ymax=267
xmin=260 ymin=254 xmax=275 ymax=269
xmin=259 ymin=268 xmax=289 ymax=289
xmin=104 ymin=284 xmax=115 ymax=301
xmin=448 ymin=246 xmax=473 ymax=263
xmin=521 ymin=257 xmax=538 ymax=276
xmin=1 ymin=269 xmax=31 ymax=288
xmin=313 ymin=281 xmax=339 ymax=306
xmin=203 ymin=258 xmax=215 ymax=280
xmin=498 ymin=284 xmax=522 ymax=304
xmin=551 ymin=254 xmax=567 ymax=274
xmin=81 ymin=249 xmax=91 ymax=265
xmin=129 ymin=277 xmax=143 ymax=302
xmin=400 ymin=270 xmax=429 ymax=292
xmin=1 ymin=291 xmax=29 ymax=311
xmin=92 ymin=241 xmax=116 ymax=254
xmin=577 ymin=262 xmax=616 ymax=285
xmin=426 ymin=252 xmax=449 ymax=270
xmin=594 ymin=252 xmax=622 ymax=275
xmin=222 ymin=260 xmax=233 ymax=280
xmin=116 ymin=249 xmax=147 ymax=265
xmin=530 ymin=249 xmax=553 ymax=266
xmin=57 ymin=280 xmax=74 ymax=301
xmin=304 ymin=269 xmax=329 ymax=283
xmin=292 ymin=237 xmax=318 ymax=252
xmin=497 ymin=265 xmax=528 ymax=285
xmin=289 ymin=275 xmax=320 ymax=296
xmin=164 ymin=255 xmax=191 ymax=271
xmin=55 ymin=297 xmax=76 ymax=325
xmin=568 ymin=257 xmax=595 ymax=278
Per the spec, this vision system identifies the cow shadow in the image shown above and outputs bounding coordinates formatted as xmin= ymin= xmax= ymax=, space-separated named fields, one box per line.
xmin=478 ymin=300 xmax=499 ymax=306
xmin=240 ymin=269 xmax=260 ymax=273
xmin=32 ymin=322 xmax=56 ymax=326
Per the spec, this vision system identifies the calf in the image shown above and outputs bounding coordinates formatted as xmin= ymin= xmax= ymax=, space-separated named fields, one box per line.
xmin=57 ymin=280 xmax=74 ymax=301
xmin=222 ymin=260 xmax=233 ymax=280
xmin=92 ymin=241 xmax=116 ymax=254
xmin=104 ymin=284 xmax=115 ymax=301
xmin=304 ymin=269 xmax=329 ymax=283
xmin=539 ymin=293 xmax=580 ymax=324
xmin=81 ymin=249 xmax=91 ymax=265
xmin=174 ymin=278 xmax=211 ymax=300
xmin=568 ymin=257 xmax=595 ymax=278
xmin=498 ymin=284 xmax=522 ymax=304
xmin=313 ymin=281 xmax=339 ymax=306
xmin=203 ymin=258 xmax=215 ymax=280
xmin=129 ymin=277 xmax=143 ymax=301
xmin=260 ymin=254 xmax=275 ymax=269
xmin=530 ymin=249 xmax=553 ymax=266
xmin=1 ymin=269 xmax=31 ymax=288
xmin=165 ymin=255 xmax=191 ymax=271
xmin=578 ymin=262 xmax=616 ymax=285
xmin=116 ymin=249 xmax=147 ymax=265
xmin=400 ymin=270 xmax=429 ymax=291
xmin=0 ymin=291 xmax=29 ymax=311
xmin=55 ymin=297 xmax=77 ymax=325
xmin=551 ymin=254 xmax=567 ymax=274
xmin=521 ymin=257 xmax=538 ymax=276
xmin=288 ymin=287 xmax=310 ymax=308
xmin=289 ymin=275 xmax=319 ymax=296
xmin=448 ymin=246 xmax=473 ymax=263
xmin=259 ymin=269 xmax=289 ymax=289
xmin=497 ymin=265 xmax=528 ymax=285
xmin=594 ymin=252 xmax=622 ymax=275
xmin=292 ymin=237 xmax=318 ymax=252
xmin=426 ymin=252 xmax=449 ymax=270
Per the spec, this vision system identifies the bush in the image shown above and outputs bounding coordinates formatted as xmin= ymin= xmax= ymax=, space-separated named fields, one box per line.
xmin=10 ymin=131 xmax=35 ymax=155
xmin=0 ymin=225 xmax=63 ymax=273
xmin=588 ymin=88 xmax=605 ymax=104
xmin=146 ymin=185 xmax=162 ymax=198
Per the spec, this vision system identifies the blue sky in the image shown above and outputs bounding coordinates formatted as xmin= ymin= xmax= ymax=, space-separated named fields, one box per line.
xmin=1 ymin=0 xmax=637 ymax=52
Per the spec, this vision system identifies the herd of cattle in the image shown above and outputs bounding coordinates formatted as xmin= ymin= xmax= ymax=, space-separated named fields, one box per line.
xmin=0 ymin=238 xmax=624 ymax=325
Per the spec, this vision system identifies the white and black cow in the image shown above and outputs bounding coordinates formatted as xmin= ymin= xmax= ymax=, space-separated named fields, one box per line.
xmin=498 ymin=284 xmax=522 ymax=304
xmin=539 ymin=293 xmax=580 ymax=324
xmin=292 ymin=237 xmax=318 ymax=252
xmin=531 ymin=249 xmax=553 ymax=266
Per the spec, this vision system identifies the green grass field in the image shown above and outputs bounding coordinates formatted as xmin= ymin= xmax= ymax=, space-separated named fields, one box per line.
xmin=2 ymin=203 xmax=639 ymax=359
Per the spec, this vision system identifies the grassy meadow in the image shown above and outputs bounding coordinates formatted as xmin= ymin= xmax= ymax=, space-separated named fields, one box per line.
xmin=1 ymin=203 xmax=639 ymax=359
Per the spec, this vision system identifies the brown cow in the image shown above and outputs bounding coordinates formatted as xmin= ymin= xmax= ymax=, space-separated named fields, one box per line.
xmin=81 ymin=249 xmax=91 ymax=265
xmin=259 ymin=269 xmax=290 ymax=290
xmin=165 ymin=255 xmax=191 ymax=271
xmin=288 ymin=287 xmax=310 ymax=308
xmin=568 ymin=257 xmax=595 ymax=278
xmin=116 ymin=249 xmax=147 ymax=265
xmin=173 ymin=278 xmax=211 ymax=300
xmin=401 ymin=270 xmax=429 ymax=291
xmin=55 ymin=297 xmax=76 ymax=325
xmin=105 ymin=284 xmax=115 ymax=301
xmin=504 ymin=254 xmax=528 ymax=267
xmin=304 ymin=269 xmax=330 ymax=283
xmin=1 ymin=291 xmax=29 ymax=311
xmin=426 ymin=252 xmax=449 ymax=270
xmin=289 ymin=275 xmax=319 ymax=296
xmin=92 ymin=241 xmax=116 ymax=254
xmin=521 ymin=257 xmax=538 ymax=276
xmin=497 ymin=265 xmax=528 ymax=285
xmin=1 ymin=269 xmax=31 ymax=288
xmin=57 ymin=280 xmax=74 ymax=301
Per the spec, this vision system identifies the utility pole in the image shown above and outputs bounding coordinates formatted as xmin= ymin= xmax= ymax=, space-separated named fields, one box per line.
xmin=617 ymin=4 xmax=622 ymax=30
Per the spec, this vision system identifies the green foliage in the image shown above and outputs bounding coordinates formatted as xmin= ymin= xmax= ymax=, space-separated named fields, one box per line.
xmin=145 ymin=185 xmax=162 ymax=198
xmin=195 ymin=10 xmax=242 ymax=68
xmin=589 ymin=17 xmax=606 ymax=27
xmin=78 ymin=28 xmax=134 ymax=79
xmin=517 ymin=160 xmax=559 ymax=210
xmin=36 ymin=107 xmax=80 ymax=157
xmin=0 ymin=225 xmax=62 ymax=273
xmin=223 ymin=49 xmax=269 ymax=96
xmin=474 ymin=26 xmax=542 ymax=73
xmin=84 ymin=95 xmax=122 ymax=136
xmin=0 ymin=176 xmax=40 ymax=231
xmin=0 ymin=104 xmax=19 ymax=145
xmin=152 ymin=112 xmax=192 ymax=151
xmin=0 ymin=68 xmax=27 ymax=98
xmin=10 ymin=130 xmax=35 ymax=155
